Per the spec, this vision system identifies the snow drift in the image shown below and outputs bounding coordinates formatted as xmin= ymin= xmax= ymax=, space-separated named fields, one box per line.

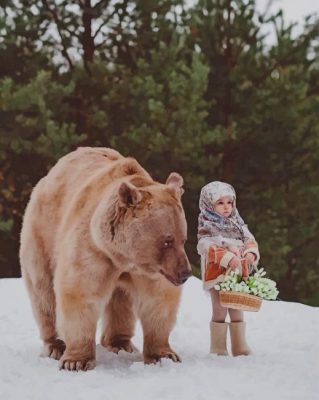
xmin=0 ymin=277 xmax=318 ymax=400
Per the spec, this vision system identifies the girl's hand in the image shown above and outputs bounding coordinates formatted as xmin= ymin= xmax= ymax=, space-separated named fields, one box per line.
xmin=228 ymin=246 xmax=241 ymax=257
xmin=245 ymin=252 xmax=256 ymax=265
xmin=228 ymin=256 xmax=242 ymax=272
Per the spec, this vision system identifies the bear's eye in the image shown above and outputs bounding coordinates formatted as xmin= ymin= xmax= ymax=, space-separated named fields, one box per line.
xmin=163 ymin=239 xmax=174 ymax=248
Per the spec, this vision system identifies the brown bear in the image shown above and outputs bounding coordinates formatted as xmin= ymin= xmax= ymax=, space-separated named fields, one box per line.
xmin=20 ymin=147 xmax=192 ymax=371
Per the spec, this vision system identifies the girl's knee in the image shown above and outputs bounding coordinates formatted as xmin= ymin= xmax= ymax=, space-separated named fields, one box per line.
xmin=228 ymin=308 xmax=244 ymax=322
xmin=212 ymin=305 xmax=227 ymax=322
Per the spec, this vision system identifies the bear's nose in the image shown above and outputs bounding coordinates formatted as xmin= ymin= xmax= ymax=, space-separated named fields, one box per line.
xmin=177 ymin=268 xmax=193 ymax=284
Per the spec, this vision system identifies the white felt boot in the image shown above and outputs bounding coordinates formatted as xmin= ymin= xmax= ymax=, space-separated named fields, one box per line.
xmin=210 ymin=321 xmax=229 ymax=356
xmin=229 ymin=321 xmax=252 ymax=356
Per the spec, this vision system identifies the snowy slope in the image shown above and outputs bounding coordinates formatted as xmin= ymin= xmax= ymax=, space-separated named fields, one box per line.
xmin=0 ymin=277 xmax=318 ymax=400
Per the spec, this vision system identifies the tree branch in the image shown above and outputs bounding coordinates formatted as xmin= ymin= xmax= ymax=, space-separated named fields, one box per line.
xmin=41 ymin=0 xmax=74 ymax=70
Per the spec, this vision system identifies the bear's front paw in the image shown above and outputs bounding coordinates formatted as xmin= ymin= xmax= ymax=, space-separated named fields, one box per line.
xmin=101 ymin=335 xmax=139 ymax=354
xmin=59 ymin=355 xmax=96 ymax=371
xmin=41 ymin=338 xmax=66 ymax=360
xmin=144 ymin=349 xmax=181 ymax=364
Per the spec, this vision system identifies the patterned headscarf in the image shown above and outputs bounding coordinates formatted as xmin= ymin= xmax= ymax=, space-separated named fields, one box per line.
xmin=197 ymin=181 xmax=246 ymax=241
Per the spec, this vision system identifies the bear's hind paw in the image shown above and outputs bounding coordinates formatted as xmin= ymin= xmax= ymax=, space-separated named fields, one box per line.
xmin=144 ymin=349 xmax=181 ymax=364
xmin=102 ymin=337 xmax=139 ymax=354
xmin=41 ymin=339 xmax=66 ymax=360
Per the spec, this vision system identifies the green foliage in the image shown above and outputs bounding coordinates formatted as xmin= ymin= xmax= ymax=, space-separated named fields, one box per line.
xmin=0 ymin=71 xmax=85 ymax=158
xmin=0 ymin=0 xmax=318 ymax=305
xmin=186 ymin=0 xmax=319 ymax=305
xmin=0 ymin=70 xmax=86 ymax=276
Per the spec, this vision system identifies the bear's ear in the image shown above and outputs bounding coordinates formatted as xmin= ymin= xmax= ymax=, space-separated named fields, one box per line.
xmin=118 ymin=182 xmax=142 ymax=207
xmin=165 ymin=172 xmax=185 ymax=197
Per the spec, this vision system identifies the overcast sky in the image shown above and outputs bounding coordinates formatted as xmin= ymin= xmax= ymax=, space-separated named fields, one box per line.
xmin=256 ymin=0 xmax=318 ymax=24
xmin=255 ymin=0 xmax=318 ymax=44
xmin=186 ymin=1 xmax=318 ymax=25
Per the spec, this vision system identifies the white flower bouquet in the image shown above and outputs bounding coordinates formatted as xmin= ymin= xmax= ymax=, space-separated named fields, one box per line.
xmin=214 ymin=268 xmax=279 ymax=312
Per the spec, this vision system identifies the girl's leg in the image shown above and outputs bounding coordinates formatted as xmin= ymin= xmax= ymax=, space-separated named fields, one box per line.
xmin=228 ymin=310 xmax=251 ymax=356
xmin=228 ymin=308 xmax=244 ymax=322
xmin=210 ymin=288 xmax=227 ymax=322
xmin=209 ymin=288 xmax=228 ymax=355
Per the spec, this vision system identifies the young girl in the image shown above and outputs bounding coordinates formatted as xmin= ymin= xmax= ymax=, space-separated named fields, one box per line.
xmin=197 ymin=181 xmax=260 ymax=356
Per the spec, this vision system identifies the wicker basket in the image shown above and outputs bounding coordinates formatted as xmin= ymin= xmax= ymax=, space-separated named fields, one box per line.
xmin=219 ymin=291 xmax=262 ymax=312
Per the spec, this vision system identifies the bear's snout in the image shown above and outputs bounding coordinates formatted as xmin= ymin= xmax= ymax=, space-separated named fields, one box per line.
xmin=160 ymin=258 xmax=192 ymax=286
xmin=174 ymin=256 xmax=192 ymax=284
xmin=176 ymin=267 xmax=193 ymax=284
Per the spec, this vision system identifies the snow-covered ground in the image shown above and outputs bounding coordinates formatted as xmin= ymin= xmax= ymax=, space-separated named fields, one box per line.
xmin=0 ymin=277 xmax=318 ymax=400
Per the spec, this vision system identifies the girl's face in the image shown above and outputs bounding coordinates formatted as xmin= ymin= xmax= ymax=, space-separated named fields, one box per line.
xmin=213 ymin=196 xmax=234 ymax=218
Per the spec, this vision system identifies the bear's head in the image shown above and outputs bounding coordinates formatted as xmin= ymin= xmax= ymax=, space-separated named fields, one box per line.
xmin=91 ymin=172 xmax=192 ymax=286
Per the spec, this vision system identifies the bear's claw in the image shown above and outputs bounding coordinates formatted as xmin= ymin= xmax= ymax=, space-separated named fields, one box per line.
xmin=144 ymin=350 xmax=181 ymax=364
xmin=59 ymin=358 xmax=96 ymax=371
xmin=41 ymin=339 xmax=66 ymax=360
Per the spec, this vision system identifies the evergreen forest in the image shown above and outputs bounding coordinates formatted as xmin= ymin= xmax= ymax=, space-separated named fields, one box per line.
xmin=0 ymin=0 xmax=318 ymax=305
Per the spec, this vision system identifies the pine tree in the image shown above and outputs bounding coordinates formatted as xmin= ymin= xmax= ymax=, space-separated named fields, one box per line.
xmin=187 ymin=0 xmax=319 ymax=304
xmin=0 ymin=0 xmax=318 ymax=305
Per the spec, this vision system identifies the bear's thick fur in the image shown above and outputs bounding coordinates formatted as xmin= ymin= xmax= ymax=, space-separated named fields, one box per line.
xmin=20 ymin=147 xmax=192 ymax=371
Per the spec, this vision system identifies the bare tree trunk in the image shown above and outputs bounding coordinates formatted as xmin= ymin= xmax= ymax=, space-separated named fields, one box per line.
xmin=41 ymin=0 xmax=74 ymax=70
xmin=222 ymin=0 xmax=237 ymax=182
xmin=81 ymin=0 xmax=95 ymax=74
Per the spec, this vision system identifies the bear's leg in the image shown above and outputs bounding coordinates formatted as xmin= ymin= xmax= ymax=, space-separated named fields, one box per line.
xmin=56 ymin=287 xmax=98 ymax=371
xmin=100 ymin=287 xmax=138 ymax=353
xmin=139 ymin=286 xmax=182 ymax=364
xmin=21 ymin=252 xmax=65 ymax=361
